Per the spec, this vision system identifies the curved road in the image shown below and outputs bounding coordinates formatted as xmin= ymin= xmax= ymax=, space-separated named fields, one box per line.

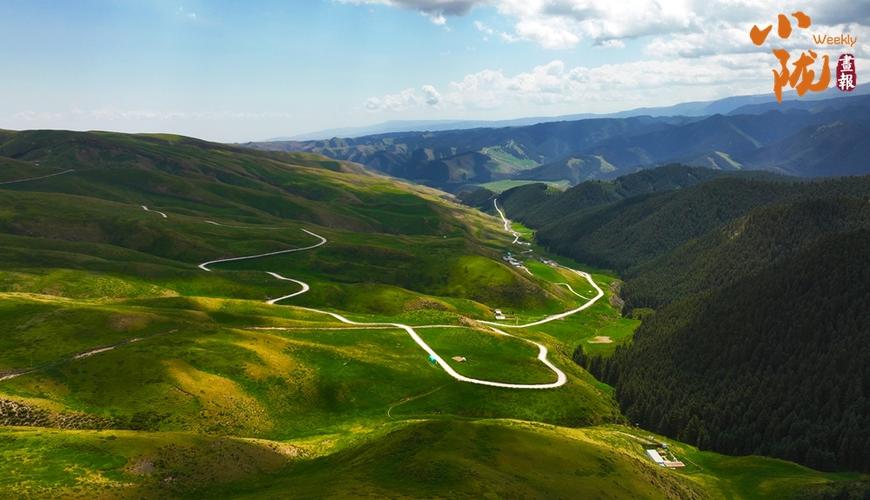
xmin=196 ymin=201 xmax=605 ymax=389
xmin=1 ymin=200 xmax=603 ymax=390
xmin=198 ymin=228 xmax=326 ymax=272
xmin=141 ymin=205 xmax=168 ymax=219
xmin=197 ymin=227 xmax=567 ymax=389
xmin=493 ymin=198 xmax=520 ymax=244
xmin=482 ymin=198 xmax=605 ymax=329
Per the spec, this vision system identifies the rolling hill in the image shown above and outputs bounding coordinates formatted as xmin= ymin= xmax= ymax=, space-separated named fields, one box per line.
xmin=2 ymin=131 xmax=863 ymax=497
xmin=248 ymin=94 xmax=870 ymax=191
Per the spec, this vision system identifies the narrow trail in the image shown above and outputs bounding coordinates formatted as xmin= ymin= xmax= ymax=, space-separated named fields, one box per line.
xmin=0 ymin=169 xmax=75 ymax=186
xmin=387 ymin=385 xmax=445 ymax=419
xmin=0 ymin=331 xmax=172 ymax=383
xmin=198 ymin=229 xmax=326 ymax=272
xmin=141 ymin=205 xmax=168 ymax=219
xmin=265 ymin=272 xmax=311 ymax=304
xmin=493 ymin=198 xmax=520 ymax=244
xmin=555 ymin=282 xmax=590 ymax=300
xmin=205 ymin=220 xmax=281 ymax=230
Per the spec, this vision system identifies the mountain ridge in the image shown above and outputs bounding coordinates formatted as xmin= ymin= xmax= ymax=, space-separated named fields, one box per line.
xmin=248 ymin=93 xmax=870 ymax=190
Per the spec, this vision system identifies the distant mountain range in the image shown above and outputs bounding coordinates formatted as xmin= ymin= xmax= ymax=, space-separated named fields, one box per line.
xmin=281 ymin=84 xmax=869 ymax=141
xmin=247 ymin=88 xmax=870 ymax=191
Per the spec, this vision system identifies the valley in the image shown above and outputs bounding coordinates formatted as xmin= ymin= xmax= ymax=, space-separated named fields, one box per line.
xmin=5 ymin=2 xmax=870 ymax=497
xmin=495 ymin=166 xmax=870 ymax=475
xmin=1 ymin=130 xmax=865 ymax=497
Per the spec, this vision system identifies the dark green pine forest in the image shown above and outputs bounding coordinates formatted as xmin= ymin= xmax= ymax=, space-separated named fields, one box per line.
xmin=496 ymin=167 xmax=870 ymax=472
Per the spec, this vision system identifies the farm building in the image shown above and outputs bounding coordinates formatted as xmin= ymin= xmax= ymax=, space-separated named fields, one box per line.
xmin=646 ymin=449 xmax=665 ymax=465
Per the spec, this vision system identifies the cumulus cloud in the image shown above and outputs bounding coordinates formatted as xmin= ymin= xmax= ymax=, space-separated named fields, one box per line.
xmin=358 ymin=0 xmax=870 ymax=114
xmin=421 ymin=85 xmax=442 ymax=105
xmin=503 ymin=0 xmax=870 ymax=50
xmin=497 ymin=0 xmax=698 ymax=49
xmin=346 ymin=0 xmax=869 ymax=51
xmin=365 ymin=47 xmax=869 ymax=114
xmin=339 ymin=0 xmax=488 ymax=24
xmin=365 ymin=85 xmax=443 ymax=111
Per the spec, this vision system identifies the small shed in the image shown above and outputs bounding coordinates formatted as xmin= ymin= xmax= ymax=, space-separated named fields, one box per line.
xmin=646 ymin=449 xmax=666 ymax=466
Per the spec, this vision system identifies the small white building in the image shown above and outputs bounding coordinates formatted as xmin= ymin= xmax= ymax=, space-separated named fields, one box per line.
xmin=646 ymin=449 xmax=666 ymax=466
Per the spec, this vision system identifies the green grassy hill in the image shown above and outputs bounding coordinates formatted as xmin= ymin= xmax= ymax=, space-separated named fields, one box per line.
xmin=0 ymin=131 xmax=863 ymax=497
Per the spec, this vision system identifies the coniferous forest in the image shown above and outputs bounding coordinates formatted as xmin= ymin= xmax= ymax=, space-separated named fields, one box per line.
xmin=499 ymin=167 xmax=870 ymax=472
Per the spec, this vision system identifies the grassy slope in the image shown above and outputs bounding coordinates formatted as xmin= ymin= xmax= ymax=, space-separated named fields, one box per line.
xmin=477 ymin=179 xmax=571 ymax=193
xmin=2 ymin=421 xmax=858 ymax=499
xmin=0 ymin=130 xmax=861 ymax=497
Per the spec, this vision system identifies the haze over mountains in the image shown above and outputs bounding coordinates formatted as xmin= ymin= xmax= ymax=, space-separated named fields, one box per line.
xmin=248 ymin=87 xmax=870 ymax=192
xmin=285 ymin=84 xmax=870 ymax=141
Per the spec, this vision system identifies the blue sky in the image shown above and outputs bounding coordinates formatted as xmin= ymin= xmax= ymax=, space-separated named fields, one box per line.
xmin=2 ymin=0 xmax=867 ymax=141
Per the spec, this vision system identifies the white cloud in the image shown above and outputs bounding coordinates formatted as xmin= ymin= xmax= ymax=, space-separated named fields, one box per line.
xmin=364 ymin=49 xmax=869 ymax=114
xmin=496 ymin=0 xmax=698 ymax=49
xmin=339 ymin=0 xmax=488 ymax=24
xmin=357 ymin=0 xmax=870 ymax=115
xmin=421 ymin=85 xmax=442 ymax=105
xmin=598 ymin=39 xmax=625 ymax=48
xmin=429 ymin=13 xmax=448 ymax=24
xmin=365 ymin=85 xmax=443 ymax=111
xmin=474 ymin=20 xmax=495 ymax=36
xmin=346 ymin=0 xmax=870 ymax=51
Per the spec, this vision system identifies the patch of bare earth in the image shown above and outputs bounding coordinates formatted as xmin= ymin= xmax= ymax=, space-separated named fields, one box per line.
xmin=587 ymin=336 xmax=613 ymax=344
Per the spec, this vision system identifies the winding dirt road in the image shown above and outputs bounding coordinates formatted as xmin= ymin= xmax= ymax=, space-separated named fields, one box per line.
xmin=196 ymin=199 xmax=604 ymax=389
xmin=1 ymin=201 xmax=603 ymax=391
xmin=493 ymin=198 xmax=520 ymax=244
xmin=141 ymin=205 xmax=168 ymax=219
xmin=196 ymin=227 xmax=568 ymax=389
xmin=482 ymin=198 xmax=605 ymax=329
xmin=198 ymin=228 xmax=326 ymax=272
